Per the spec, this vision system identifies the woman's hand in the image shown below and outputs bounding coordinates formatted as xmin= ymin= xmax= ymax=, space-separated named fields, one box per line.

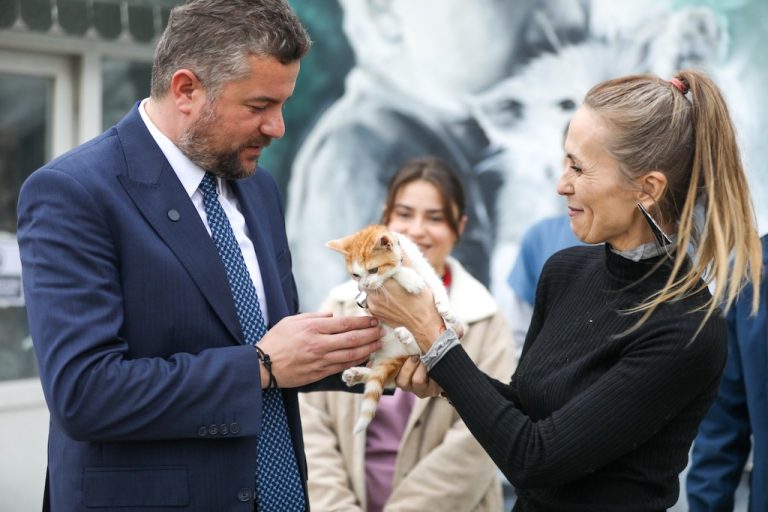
xmin=366 ymin=279 xmax=445 ymax=352
xmin=396 ymin=355 xmax=443 ymax=398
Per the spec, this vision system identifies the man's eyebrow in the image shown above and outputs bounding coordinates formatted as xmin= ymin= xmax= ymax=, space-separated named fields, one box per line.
xmin=244 ymin=96 xmax=275 ymax=103
xmin=244 ymin=95 xmax=292 ymax=104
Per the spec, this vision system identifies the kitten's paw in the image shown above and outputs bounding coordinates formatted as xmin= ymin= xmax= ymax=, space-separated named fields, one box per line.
xmin=401 ymin=281 xmax=425 ymax=294
xmin=436 ymin=300 xmax=460 ymax=325
xmin=451 ymin=322 xmax=465 ymax=340
xmin=434 ymin=298 xmax=449 ymax=315
xmin=342 ymin=367 xmax=371 ymax=386
xmin=393 ymin=326 xmax=416 ymax=346
xmin=394 ymin=268 xmax=426 ymax=294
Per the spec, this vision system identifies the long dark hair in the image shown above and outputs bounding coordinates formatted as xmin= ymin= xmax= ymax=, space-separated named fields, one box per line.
xmin=380 ymin=156 xmax=466 ymax=239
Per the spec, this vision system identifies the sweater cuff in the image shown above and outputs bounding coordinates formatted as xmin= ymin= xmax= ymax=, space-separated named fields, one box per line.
xmin=420 ymin=328 xmax=460 ymax=371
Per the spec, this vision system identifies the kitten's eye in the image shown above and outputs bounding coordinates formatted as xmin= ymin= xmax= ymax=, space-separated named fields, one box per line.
xmin=352 ymin=273 xmax=361 ymax=280
xmin=368 ymin=267 xmax=379 ymax=275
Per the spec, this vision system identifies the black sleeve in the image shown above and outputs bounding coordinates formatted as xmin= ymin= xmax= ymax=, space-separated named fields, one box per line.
xmin=429 ymin=318 xmax=725 ymax=488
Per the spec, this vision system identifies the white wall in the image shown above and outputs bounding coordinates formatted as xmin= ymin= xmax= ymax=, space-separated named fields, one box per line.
xmin=0 ymin=379 xmax=48 ymax=512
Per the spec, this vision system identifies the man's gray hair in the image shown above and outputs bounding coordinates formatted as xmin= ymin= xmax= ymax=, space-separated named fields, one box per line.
xmin=150 ymin=0 xmax=311 ymax=99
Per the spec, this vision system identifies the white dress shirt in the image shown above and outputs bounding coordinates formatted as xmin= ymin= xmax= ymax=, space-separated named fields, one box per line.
xmin=138 ymin=98 xmax=270 ymax=324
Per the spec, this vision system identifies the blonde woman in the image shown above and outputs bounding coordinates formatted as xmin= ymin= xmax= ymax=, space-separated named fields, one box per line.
xmin=367 ymin=70 xmax=763 ymax=511
xmin=300 ymin=157 xmax=515 ymax=512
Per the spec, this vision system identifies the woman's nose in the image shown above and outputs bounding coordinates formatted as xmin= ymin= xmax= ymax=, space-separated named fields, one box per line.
xmin=408 ymin=218 xmax=427 ymax=237
xmin=556 ymin=168 xmax=572 ymax=196
xmin=397 ymin=220 xmax=424 ymax=242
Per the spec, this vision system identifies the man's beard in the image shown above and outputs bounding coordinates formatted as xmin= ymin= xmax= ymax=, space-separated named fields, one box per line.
xmin=178 ymin=102 xmax=270 ymax=180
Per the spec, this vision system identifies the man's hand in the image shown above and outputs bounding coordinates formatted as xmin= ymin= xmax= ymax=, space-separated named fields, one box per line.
xmin=257 ymin=312 xmax=383 ymax=388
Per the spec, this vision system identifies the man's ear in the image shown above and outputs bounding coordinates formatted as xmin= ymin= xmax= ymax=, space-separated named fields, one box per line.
xmin=169 ymin=69 xmax=205 ymax=115
xmin=636 ymin=170 xmax=668 ymax=209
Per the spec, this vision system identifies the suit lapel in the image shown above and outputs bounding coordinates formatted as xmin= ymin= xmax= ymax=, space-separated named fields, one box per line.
xmin=115 ymin=105 xmax=244 ymax=344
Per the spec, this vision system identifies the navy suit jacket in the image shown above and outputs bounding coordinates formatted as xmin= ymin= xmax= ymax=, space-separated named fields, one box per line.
xmin=18 ymin=105 xmax=329 ymax=511
xmin=687 ymin=235 xmax=768 ymax=512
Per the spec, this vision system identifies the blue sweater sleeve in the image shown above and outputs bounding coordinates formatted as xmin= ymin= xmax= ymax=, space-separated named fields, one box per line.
xmin=686 ymin=308 xmax=752 ymax=511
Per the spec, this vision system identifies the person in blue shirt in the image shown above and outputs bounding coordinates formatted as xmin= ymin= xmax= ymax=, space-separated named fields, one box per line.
xmin=686 ymin=234 xmax=768 ymax=512
xmin=506 ymin=215 xmax=582 ymax=358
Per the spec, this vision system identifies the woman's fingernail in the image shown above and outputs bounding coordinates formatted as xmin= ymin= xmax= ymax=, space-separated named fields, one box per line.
xmin=410 ymin=356 xmax=419 ymax=363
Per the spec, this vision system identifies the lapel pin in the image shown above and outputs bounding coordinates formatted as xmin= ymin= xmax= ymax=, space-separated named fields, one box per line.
xmin=167 ymin=209 xmax=181 ymax=222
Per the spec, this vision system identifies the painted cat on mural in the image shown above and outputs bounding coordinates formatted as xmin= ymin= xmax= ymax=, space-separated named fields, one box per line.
xmin=467 ymin=6 xmax=726 ymax=295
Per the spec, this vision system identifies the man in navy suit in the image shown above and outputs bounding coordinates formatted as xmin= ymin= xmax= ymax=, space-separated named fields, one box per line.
xmin=17 ymin=1 xmax=383 ymax=510
xmin=686 ymin=234 xmax=768 ymax=512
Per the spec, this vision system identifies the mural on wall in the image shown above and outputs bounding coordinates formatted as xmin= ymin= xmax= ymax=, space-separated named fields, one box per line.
xmin=264 ymin=0 xmax=768 ymax=312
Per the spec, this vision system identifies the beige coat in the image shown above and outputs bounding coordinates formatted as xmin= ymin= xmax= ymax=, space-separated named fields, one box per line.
xmin=300 ymin=257 xmax=515 ymax=511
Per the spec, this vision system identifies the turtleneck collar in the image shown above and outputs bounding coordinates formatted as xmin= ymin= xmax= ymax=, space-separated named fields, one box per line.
xmin=603 ymin=243 xmax=676 ymax=285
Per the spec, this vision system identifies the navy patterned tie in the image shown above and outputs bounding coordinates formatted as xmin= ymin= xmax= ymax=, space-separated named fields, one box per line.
xmin=199 ymin=172 xmax=305 ymax=511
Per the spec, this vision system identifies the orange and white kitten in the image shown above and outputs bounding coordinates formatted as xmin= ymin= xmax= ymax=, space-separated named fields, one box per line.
xmin=327 ymin=224 xmax=463 ymax=433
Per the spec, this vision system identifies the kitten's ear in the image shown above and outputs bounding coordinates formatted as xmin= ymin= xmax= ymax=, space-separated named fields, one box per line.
xmin=326 ymin=236 xmax=351 ymax=255
xmin=377 ymin=234 xmax=394 ymax=250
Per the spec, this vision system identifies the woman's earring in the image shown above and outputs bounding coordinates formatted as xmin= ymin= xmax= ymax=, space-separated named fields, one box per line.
xmin=636 ymin=202 xmax=672 ymax=246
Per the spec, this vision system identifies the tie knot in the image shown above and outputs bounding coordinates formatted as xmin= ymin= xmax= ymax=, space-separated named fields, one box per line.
xmin=199 ymin=172 xmax=218 ymax=198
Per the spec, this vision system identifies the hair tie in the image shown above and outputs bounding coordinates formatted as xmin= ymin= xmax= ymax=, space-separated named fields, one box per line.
xmin=669 ymin=77 xmax=689 ymax=95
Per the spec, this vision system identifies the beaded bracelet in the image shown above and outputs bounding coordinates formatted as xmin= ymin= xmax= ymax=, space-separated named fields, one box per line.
xmin=254 ymin=345 xmax=278 ymax=389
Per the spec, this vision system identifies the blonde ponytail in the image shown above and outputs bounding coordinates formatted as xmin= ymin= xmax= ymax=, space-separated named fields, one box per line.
xmin=584 ymin=69 xmax=761 ymax=333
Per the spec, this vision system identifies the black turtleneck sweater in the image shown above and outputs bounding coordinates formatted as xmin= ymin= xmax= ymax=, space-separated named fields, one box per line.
xmin=431 ymin=244 xmax=727 ymax=512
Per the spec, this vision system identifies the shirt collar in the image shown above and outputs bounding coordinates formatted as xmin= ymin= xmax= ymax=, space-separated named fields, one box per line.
xmin=609 ymin=236 xmax=678 ymax=262
xmin=138 ymin=98 xmax=207 ymax=198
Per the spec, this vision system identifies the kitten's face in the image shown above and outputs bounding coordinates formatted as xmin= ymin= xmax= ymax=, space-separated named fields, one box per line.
xmin=327 ymin=225 xmax=402 ymax=290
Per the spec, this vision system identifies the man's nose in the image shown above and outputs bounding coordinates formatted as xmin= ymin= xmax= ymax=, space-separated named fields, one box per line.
xmin=261 ymin=110 xmax=286 ymax=139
